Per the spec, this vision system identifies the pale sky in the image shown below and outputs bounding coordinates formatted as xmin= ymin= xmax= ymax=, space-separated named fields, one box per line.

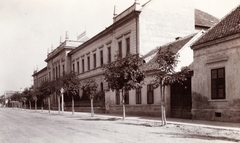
xmin=0 ymin=0 xmax=239 ymax=95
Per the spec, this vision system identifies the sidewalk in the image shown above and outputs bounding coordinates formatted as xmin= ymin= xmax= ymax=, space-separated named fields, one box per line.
xmin=33 ymin=109 xmax=240 ymax=131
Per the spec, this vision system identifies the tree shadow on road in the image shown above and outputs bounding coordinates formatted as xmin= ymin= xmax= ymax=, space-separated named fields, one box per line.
xmin=78 ymin=118 xmax=121 ymax=121
xmin=151 ymin=132 xmax=240 ymax=142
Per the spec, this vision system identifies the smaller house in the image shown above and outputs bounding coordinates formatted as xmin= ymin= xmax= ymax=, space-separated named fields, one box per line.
xmin=191 ymin=4 xmax=240 ymax=122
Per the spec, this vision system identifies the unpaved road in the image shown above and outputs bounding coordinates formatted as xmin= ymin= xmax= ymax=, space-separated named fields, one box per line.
xmin=0 ymin=108 xmax=240 ymax=143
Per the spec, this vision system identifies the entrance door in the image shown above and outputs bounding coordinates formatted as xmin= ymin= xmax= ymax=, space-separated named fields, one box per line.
xmin=171 ymin=77 xmax=192 ymax=119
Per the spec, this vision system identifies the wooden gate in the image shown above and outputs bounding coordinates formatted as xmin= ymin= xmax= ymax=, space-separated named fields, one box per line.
xmin=170 ymin=77 xmax=192 ymax=119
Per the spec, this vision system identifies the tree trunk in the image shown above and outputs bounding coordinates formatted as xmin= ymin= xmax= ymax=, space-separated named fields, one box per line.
xmin=161 ymin=85 xmax=167 ymax=126
xmin=35 ymin=100 xmax=37 ymax=112
xmin=48 ymin=97 xmax=51 ymax=113
xmin=58 ymin=96 xmax=60 ymax=114
xmin=24 ymin=101 xmax=26 ymax=110
xmin=29 ymin=101 xmax=31 ymax=111
xmin=61 ymin=93 xmax=64 ymax=114
xmin=122 ymin=89 xmax=125 ymax=120
xmin=41 ymin=101 xmax=43 ymax=112
xmin=90 ymin=98 xmax=94 ymax=117
xmin=72 ymin=95 xmax=74 ymax=115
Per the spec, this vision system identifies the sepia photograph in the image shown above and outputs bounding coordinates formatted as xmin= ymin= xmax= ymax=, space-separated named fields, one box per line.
xmin=0 ymin=0 xmax=240 ymax=142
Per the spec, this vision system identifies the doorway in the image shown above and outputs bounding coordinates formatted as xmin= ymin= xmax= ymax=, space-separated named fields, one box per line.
xmin=170 ymin=77 xmax=192 ymax=119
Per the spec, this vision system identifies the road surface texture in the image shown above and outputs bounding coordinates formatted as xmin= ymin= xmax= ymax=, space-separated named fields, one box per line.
xmin=0 ymin=108 xmax=240 ymax=143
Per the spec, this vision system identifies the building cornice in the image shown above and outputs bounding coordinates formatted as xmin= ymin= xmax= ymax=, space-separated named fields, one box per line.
xmin=69 ymin=11 xmax=141 ymax=56
xmin=192 ymin=33 xmax=240 ymax=50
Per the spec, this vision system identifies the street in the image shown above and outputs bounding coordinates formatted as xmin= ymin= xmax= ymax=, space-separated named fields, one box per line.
xmin=0 ymin=108 xmax=239 ymax=143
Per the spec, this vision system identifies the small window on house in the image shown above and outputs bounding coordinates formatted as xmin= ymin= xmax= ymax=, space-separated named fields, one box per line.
xmin=100 ymin=50 xmax=103 ymax=66
xmin=147 ymin=84 xmax=154 ymax=104
xmin=136 ymin=87 xmax=142 ymax=104
xmin=126 ymin=37 xmax=130 ymax=55
xmin=116 ymin=90 xmax=120 ymax=105
xmin=211 ymin=68 xmax=225 ymax=99
xmin=108 ymin=47 xmax=111 ymax=63
xmin=118 ymin=41 xmax=122 ymax=58
xmin=93 ymin=53 xmax=96 ymax=68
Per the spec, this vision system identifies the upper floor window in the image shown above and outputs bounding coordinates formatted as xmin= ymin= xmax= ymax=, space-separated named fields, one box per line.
xmin=77 ymin=62 xmax=79 ymax=74
xmin=87 ymin=56 xmax=90 ymax=71
xmin=100 ymin=50 xmax=103 ymax=66
xmin=62 ymin=65 xmax=65 ymax=75
xmin=147 ymin=84 xmax=154 ymax=104
xmin=72 ymin=63 xmax=75 ymax=72
xmin=126 ymin=37 xmax=130 ymax=55
xmin=93 ymin=53 xmax=96 ymax=68
xmin=108 ymin=47 xmax=111 ymax=63
xmin=82 ymin=59 xmax=85 ymax=73
xmin=211 ymin=68 xmax=225 ymax=99
xmin=58 ymin=65 xmax=60 ymax=77
xmin=118 ymin=41 xmax=122 ymax=58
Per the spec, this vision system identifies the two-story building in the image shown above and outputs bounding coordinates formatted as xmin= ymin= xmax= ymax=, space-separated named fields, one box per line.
xmin=33 ymin=0 xmax=218 ymax=117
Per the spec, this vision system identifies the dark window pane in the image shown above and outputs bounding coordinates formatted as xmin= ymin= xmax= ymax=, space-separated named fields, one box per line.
xmin=212 ymin=90 xmax=217 ymax=99
xmin=218 ymin=68 xmax=224 ymax=78
xmin=211 ymin=70 xmax=217 ymax=79
xmin=218 ymin=89 xmax=224 ymax=98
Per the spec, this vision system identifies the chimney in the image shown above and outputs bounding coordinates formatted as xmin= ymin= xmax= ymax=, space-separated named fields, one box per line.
xmin=65 ymin=31 xmax=69 ymax=40
xmin=135 ymin=0 xmax=141 ymax=10
xmin=51 ymin=44 xmax=53 ymax=51
xmin=113 ymin=5 xmax=117 ymax=23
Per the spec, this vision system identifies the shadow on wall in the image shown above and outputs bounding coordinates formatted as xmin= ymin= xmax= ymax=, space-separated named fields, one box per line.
xmin=229 ymin=98 xmax=240 ymax=108
xmin=192 ymin=92 xmax=210 ymax=109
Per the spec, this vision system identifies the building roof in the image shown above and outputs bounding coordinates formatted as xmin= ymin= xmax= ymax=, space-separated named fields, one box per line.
xmin=192 ymin=5 xmax=240 ymax=47
xmin=195 ymin=9 xmax=219 ymax=28
xmin=142 ymin=33 xmax=196 ymax=72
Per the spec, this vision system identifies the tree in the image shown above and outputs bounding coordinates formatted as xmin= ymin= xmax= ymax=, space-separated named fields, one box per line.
xmin=32 ymin=87 xmax=40 ymax=112
xmin=38 ymin=80 xmax=55 ymax=113
xmin=152 ymin=47 xmax=190 ymax=126
xmin=53 ymin=78 xmax=64 ymax=114
xmin=103 ymin=53 xmax=145 ymax=120
xmin=60 ymin=72 xmax=81 ymax=115
xmin=21 ymin=88 xmax=30 ymax=110
xmin=81 ymin=79 xmax=98 ymax=117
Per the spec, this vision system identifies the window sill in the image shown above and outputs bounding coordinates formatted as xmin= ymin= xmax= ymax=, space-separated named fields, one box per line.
xmin=208 ymin=99 xmax=228 ymax=102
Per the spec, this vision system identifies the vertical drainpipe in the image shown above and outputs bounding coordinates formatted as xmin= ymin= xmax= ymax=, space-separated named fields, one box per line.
xmin=136 ymin=12 xmax=140 ymax=55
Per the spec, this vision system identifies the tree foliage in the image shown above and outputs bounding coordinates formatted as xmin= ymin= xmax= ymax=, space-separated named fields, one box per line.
xmin=103 ymin=53 xmax=145 ymax=91
xmin=80 ymin=79 xmax=98 ymax=99
xmin=153 ymin=47 xmax=189 ymax=87
xmin=60 ymin=72 xmax=81 ymax=96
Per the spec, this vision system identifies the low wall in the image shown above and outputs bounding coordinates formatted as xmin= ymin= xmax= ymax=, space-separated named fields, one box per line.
xmin=108 ymin=105 xmax=162 ymax=117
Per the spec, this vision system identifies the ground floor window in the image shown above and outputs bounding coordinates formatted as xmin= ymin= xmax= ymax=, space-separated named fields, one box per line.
xmin=211 ymin=67 xmax=225 ymax=99
xmin=116 ymin=90 xmax=120 ymax=105
xmin=136 ymin=87 xmax=141 ymax=104
xmin=124 ymin=90 xmax=129 ymax=104
xmin=147 ymin=84 xmax=154 ymax=104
